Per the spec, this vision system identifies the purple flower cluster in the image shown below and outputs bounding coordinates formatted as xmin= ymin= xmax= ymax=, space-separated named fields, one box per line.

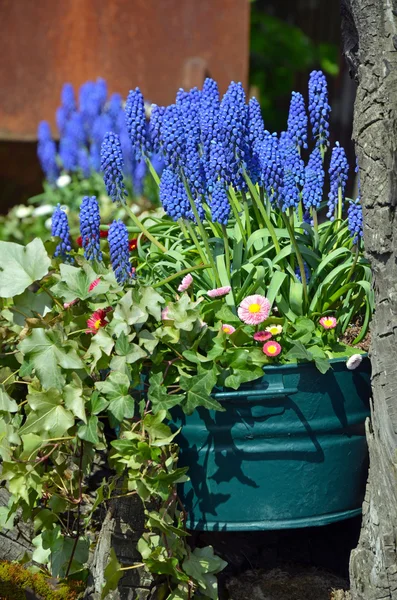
xmin=101 ymin=132 xmax=127 ymax=203
xmin=327 ymin=143 xmax=349 ymax=219
xmin=108 ymin=220 xmax=133 ymax=285
xmin=159 ymin=168 xmax=193 ymax=221
xmin=37 ymin=79 xmax=163 ymax=196
xmin=308 ymin=70 xmax=331 ymax=150
xmin=347 ymin=200 xmax=363 ymax=244
xmin=51 ymin=204 xmax=73 ymax=260
xmin=302 ymin=148 xmax=324 ymax=211
xmin=287 ymin=92 xmax=308 ymax=149
xmin=79 ymin=196 xmax=102 ymax=262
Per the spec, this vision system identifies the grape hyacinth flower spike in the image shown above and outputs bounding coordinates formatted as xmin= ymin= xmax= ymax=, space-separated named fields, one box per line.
xmin=79 ymin=196 xmax=103 ymax=262
xmin=108 ymin=220 xmax=134 ymax=285
xmin=210 ymin=181 xmax=230 ymax=225
xmin=101 ymin=132 xmax=128 ymax=203
xmin=287 ymin=91 xmax=308 ymax=149
xmin=308 ymin=70 xmax=331 ymax=152
xmin=125 ymin=87 xmax=149 ymax=159
xmin=51 ymin=204 xmax=73 ymax=261
xmin=327 ymin=142 xmax=349 ymax=220
xmin=302 ymin=148 xmax=324 ymax=213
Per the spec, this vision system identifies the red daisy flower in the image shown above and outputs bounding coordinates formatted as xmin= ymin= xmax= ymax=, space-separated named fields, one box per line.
xmin=100 ymin=230 xmax=108 ymax=239
xmin=86 ymin=309 xmax=109 ymax=334
xmin=129 ymin=238 xmax=138 ymax=251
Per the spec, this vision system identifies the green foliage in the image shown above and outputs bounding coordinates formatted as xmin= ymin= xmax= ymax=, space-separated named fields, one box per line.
xmin=0 ymin=561 xmax=84 ymax=600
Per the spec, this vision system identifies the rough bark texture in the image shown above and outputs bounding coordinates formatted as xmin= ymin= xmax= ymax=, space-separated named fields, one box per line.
xmin=84 ymin=495 xmax=153 ymax=600
xmin=341 ymin=1 xmax=397 ymax=598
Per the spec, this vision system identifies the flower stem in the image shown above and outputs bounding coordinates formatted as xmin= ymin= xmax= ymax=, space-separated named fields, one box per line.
xmin=282 ymin=212 xmax=308 ymax=306
xmin=153 ymin=263 xmax=211 ymax=288
xmin=181 ymin=175 xmax=221 ymax=286
xmin=228 ymin=187 xmax=247 ymax=243
xmin=186 ymin=222 xmax=211 ymax=267
xmin=144 ymin=157 xmax=160 ymax=186
xmin=221 ymin=225 xmax=231 ymax=283
xmin=243 ymin=172 xmax=281 ymax=254
xmin=337 ymin=186 xmax=343 ymax=222
xmin=123 ymin=204 xmax=167 ymax=253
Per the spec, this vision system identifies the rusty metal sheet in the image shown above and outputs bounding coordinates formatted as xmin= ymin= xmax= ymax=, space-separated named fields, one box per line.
xmin=0 ymin=0 xmax=250 ymax=141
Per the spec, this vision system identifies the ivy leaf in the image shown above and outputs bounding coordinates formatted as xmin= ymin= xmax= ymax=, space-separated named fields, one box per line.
xmin=64 ymin=375 xmax=86 ymax=423
xmin=167 ymin=295 xmax=201 ymax=331
xmin=77 ymin=416 xmax=100 ymax=445
xmin=115 ymin=331 xmax=130 ymax=355
xmin=138 ymin=329 xmax=159 ymax=353
xmin=182 ymin=547 xmax=227 ymax=600
xmin=11 ymin=290 xmax=53 ymax=326
xmin=180 ymin=366 xmax=224 ymax=415
xmin=101 ymin=548 xmax=123 ymax=600
xmin=19 ymin=328 xmax=83 ymax=390
xmin=114 ymin=290 xmax=147 ymax=327
xmin=19 ymin=388 xmax=75 ymax=437
xmin=96 ymin=372 xmax=135 ymax=422
xmin=51 ymin=263 xmax=102 ymax=302
xmin=224 ymin=366 xmax=264 ymax=390
xmin=136 ymin=287 xmax=165 ymax=321
xmin=84 ymin=329 xmax=114 ymax=371
xmin=0 ymin=385 xmax=18 ymax=413
xmin=148 ymin=372 xmax=185 ymax=414
xmin=0 ymin=238 xmax=51 ymax=297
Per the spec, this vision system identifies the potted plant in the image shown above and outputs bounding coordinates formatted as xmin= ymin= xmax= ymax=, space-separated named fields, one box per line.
xmin=0 ymin=70 xmax=371 ymax=598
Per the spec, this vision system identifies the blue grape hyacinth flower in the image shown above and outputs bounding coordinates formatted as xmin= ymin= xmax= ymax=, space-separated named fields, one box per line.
xmin=159 ymin=168 xmax=194 ymax=221
xmin=125 ymin=87 xmax=149 ymax=159
xmin=348 ymin=200 xmax=363 ymax=245
xmin=210 ymin=181 xmax=231 ymax=225
xmin=308 ymin=70 xmax=331 ymax=151
xmin=258 ymin=133 xmax=283 ymax=202
xmin=108 ymin=220 xmax=133 ymax=285
xmin=101 ymin=132 xmax=128 ymax=203
xmin=327 ymin=143 xmax=349 ymax=219
xmin=302 ymin=148 xmax=324 ymax=212
xmin=149 ymin=104 xmax=166 ymax=153
xmin=79 ymin=196 xmax=102 ymax=262
xmin=51 ymin=204 xmax=73 ymax=261
xmin=160 ymin=104 xmax=186 ymax=169
xmin=287 ymin=91 xmax=308 ymax=149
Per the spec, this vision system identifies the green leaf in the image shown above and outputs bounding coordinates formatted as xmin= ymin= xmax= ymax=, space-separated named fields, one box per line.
xmin=77 ymin=416 xmax=100 ymax=445
xmin=137 ymin=286 xmax=165 ymax=321
xmin=167 ymin=294 xmax=201 ymax=331
xmin=114 ymin=290 xmax=147 ymax=327
xmin=266 ymin=271 xmax=287 ymax=308
xmin=11 ymin=290 xmax=53 ymax=326
xmin=96 ymin=372 xmax=135 ymax=422
xmin=19 ymin=328 xmax=83 ymax=390
xmin=285 ymin=341 xmax=312 ymax=361
xmin=115 ymin=331 xmax=130 ymax=355
xmin=85 ymin=329 xmax=114 ymax=371
xmin=0 ymin=384 xmax=18 ymax=413
xmin=64 ymin=375 xmax=86 ymax=423
xmin=101 ymin=548 xmax=123 ymax=600
xmin=51 ymin=263 xmax=102 ymax=302
xmin=148 ymin=372 xmax=185 ymax=414
xmin=0 ymin=238 xmax=51 ymax=297
xmin=180 ymin=366 xmax=224 ymax=415
xmin=19 ymin=388 xmax=75 ymax=437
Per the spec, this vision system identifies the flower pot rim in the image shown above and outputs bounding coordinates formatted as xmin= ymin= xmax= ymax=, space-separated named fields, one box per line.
xmin=263 ymin=352 xmax=369 ymax=372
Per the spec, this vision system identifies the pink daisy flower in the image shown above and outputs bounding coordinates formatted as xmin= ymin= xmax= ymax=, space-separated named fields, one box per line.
xmin=253 ymin=330 xmax=272 ymax=342
xmin=178 ymin=273 xmax=193 ymax=292
xmin=319 ymin=316 xmax=337 ymax=330
xmin=89 ymin=278 xmax=101 ymax=292
xmin=64 ymin=298 xmax=78 ymax=309
xmin=222 ymin=324 xmax=236 ymax=334
xmin=263 ymin=341 xmax=282 ymax=357
xmin=238 ymin=295 xmax=271 ymax=325
xmin=86 ymin=309 xmax=109 ymax=334
xmin=346 ymin=354 xmax=363 ymax=370
xmin=161 ymin=307 xmax=170 ymax=320
xmin=208 ymin=286 xmax=231 ymax=298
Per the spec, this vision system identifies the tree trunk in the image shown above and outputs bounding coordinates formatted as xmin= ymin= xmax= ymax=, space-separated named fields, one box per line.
xmin=341 ymin=2 xmax=397 ymax=599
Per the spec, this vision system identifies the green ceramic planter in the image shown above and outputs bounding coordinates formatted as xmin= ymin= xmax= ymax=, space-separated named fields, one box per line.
xmin=171 ymin=356 xmax=371 ymax=531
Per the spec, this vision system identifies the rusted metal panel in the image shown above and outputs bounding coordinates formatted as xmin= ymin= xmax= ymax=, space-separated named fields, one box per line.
xmin=0 ymin=0 xmax=250 ymax=141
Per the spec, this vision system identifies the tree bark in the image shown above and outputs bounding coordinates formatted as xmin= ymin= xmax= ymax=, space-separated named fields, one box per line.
xmin=341 ymin=2 xmax=397 ymax=599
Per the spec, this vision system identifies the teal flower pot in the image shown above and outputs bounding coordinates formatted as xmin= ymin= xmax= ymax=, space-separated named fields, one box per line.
xmin=171 ymin=356 xmax=371 ymax=531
